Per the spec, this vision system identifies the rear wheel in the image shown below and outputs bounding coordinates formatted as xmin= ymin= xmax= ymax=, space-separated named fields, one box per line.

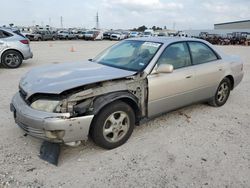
xmin=209 ymin=78 xmax=231 ymax=107
xmin=1 ymin=50 xmax=23 ymax=68
xmin=90 ymin=101 xmax=135 ymax=149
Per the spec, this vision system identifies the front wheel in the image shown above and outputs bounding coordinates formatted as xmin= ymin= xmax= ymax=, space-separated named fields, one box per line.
xmin=90 ymin=101 xmax=135 ymax=149
xmin=209 ymin=78 xmax=231 ymax=107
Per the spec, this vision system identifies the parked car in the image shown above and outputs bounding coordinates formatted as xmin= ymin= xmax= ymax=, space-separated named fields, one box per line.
xmin=129 ymin=31 xmax=140 ymax=38
xmin=110 ymin=32 xmax=126 ymax=40
xmin=26 ymin=30 xmax=57 ymax=41
xmin=122 ymin=31 xmax=130 ymax=39
xmin=0 ymin=28 xmax=33 ymax=68
xmin=77 ymin=31 xmax=86 ymax=39
xmin=157 ymin=32 xmax=168 ymax=37
xmin=40 ymin=30 xmax=57 ymax=40
xmin=25 ymin=32 xmax=42 ymax=41
xmin=143 ymin=29 xmax=154 ymax=37
xmin=57 ymin=30 xmax=76 ymax=40
xmin=11 ymin=37 xmax=243 ymax=149
xmin=103 ymin=31 xmax=113 ymax=40
xmin=85 ymin=30 xmax=103 ymax=40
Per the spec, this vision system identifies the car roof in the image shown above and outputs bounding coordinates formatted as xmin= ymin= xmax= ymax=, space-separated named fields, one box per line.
xmin=0 ymin=27 xmax=16 ymax=32
xmin=126 ymin=36 xmax=205 ymax=44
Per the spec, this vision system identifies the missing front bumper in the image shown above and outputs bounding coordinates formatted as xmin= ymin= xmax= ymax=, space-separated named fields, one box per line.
xmin=11 ymin=93 xmax=94 ymax=143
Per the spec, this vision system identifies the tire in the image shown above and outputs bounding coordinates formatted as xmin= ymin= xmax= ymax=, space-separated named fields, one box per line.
xmin=209 ymin=78 xmax=231 ymax=107
xmin=1 ymin=50 xmax=23 ymax=68
xmin=90 ymin=101 xmax=135 ymax=149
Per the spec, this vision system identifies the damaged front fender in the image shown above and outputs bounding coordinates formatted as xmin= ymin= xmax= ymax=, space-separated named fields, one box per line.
xmin=66 ymin=75 xmax=148 ymax=119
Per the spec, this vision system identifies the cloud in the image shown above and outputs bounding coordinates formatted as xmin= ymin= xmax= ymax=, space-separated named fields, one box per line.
xmin=0 ymin=0 xmax=249 ymax=30
xmin=104 ymin=0 xmax=183 ymax=12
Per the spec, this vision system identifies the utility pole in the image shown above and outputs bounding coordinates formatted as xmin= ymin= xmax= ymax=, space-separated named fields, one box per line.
xmin=60 ymin=16 xmax=63 ymax=28
xmin=96 ymin=12 xmax=99 ymax=29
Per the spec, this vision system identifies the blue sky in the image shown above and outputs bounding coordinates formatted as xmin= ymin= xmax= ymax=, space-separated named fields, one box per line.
xmin=1 ymin=0 xmax=250 ymax=29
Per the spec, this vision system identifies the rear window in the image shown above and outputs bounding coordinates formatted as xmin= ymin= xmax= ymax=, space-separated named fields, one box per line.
xmin=13 ymin=30 xmax=25 ymax=38
xmin=0 ymin=30 xmax=13 ymax=38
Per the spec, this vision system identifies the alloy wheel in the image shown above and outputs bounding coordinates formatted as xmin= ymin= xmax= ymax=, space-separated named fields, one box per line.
xmin=217 ymin=82 xmax=229 ymax=103
xmin=103 ymin=111 xmax=130 ymax=143
xmin=4 ymin=54 xmax=21 ymax=68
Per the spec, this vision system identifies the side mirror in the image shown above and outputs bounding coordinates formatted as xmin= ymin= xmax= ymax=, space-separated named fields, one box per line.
xmin=155 ymin=64 xmax=173 ymax=74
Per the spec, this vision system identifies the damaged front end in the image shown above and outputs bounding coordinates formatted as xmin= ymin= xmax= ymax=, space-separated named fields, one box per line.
xmin=11 ymin=74 xmax=148 ymax=143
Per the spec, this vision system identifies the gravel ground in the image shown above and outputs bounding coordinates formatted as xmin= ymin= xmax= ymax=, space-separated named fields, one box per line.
xmin=0 ymin=41 xmax=249 ymax=188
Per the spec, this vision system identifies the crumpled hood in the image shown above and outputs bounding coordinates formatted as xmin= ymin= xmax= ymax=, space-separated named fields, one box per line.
xmin=20 ymin=61 xmax=136 ymax=97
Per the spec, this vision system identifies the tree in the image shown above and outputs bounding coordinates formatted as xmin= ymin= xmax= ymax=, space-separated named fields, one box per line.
xmin=9 ymin=23 xmax=14 ymax=27
xmin=137 ymin=25 xmax=147 ymax=31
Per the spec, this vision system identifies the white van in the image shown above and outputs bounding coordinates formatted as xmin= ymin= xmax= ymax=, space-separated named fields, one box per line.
xmin=143 ymin=29 xmax=154 ymax=37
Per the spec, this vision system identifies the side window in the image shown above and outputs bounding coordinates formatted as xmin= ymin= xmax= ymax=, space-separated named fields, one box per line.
xmin=156 ymin=42 xmax=191 ymax=69
xmin=188 ymin=42 xmax=218 ymax=65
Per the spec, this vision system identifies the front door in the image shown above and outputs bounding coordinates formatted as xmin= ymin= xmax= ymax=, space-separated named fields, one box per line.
xmin=147 ymin=42 xmax=196 ymax=117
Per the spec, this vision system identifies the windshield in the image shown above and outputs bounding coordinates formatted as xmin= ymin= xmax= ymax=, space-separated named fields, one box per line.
xmin=93 ymin=40 xmax=162 ymax=72
xmin=144 ymin=32 xmax=151 ymax=35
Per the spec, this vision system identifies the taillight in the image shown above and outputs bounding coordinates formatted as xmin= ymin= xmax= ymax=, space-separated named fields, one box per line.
xmin=20 ymin=40 xmax=29 ymax=44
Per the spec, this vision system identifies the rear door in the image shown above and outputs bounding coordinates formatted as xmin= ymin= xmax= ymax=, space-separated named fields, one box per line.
xmin=188 ymin=41 xmax=225 ymax=101
xmin=0 ymin=30 xmax=5 ymax=52
xmin=0 ymin=30 xmax=12 ymax=52
xmin=147 ymin=42 xmax=196 ymax=117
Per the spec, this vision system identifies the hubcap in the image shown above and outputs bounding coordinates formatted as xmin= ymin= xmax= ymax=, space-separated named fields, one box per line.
xmin=217 ymin=82 xmax=229 ymax=103
xmin=103 ymin=111 xmax=130 ymax=143
xmin=5 ymin=54 xmax=20 ymax=67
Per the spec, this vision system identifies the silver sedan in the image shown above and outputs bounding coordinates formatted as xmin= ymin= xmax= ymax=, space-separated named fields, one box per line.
xmin=0 ymin=28 xmax=33 ymax=68
xmin=11 ymin=37 xmax=243 ymax=149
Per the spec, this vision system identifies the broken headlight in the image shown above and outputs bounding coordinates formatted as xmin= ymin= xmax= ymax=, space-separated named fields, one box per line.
xmin=31 ymin=99 xmax=61 ymax=113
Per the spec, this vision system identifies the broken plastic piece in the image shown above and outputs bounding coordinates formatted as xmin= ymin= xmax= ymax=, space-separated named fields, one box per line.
xmin=39 ymin=141 xmax=61 ymax=166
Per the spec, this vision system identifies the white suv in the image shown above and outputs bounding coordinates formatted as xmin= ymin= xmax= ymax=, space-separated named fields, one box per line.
xmin=0 ymin=28 xmax=33 ymax=68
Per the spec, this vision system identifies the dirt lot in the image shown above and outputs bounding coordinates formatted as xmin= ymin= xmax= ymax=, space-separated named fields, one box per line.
xmin=0 ymin=41 xmax=249 ymax=188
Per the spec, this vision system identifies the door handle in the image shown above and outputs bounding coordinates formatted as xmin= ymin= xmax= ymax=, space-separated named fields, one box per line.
xmin=186 ymin=75 xmax=192 ymax=79
xmin=218 ymin=68 xmax=223 ymax=71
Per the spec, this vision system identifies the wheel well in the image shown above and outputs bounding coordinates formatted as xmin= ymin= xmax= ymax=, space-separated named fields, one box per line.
xmin=119 ymin=98 xmax=141 ymax=123
xmin=225 ymin=75 xmax=234 ymax=90
xmin=89 ymin=97 xmax=141 ymax=136
xmin=1 ymin=49 xmax=24 ymax=60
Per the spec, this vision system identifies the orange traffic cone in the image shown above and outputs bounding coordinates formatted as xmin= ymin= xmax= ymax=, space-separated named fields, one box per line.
xmin=70 ymin=46 xmax=76 ymax=52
